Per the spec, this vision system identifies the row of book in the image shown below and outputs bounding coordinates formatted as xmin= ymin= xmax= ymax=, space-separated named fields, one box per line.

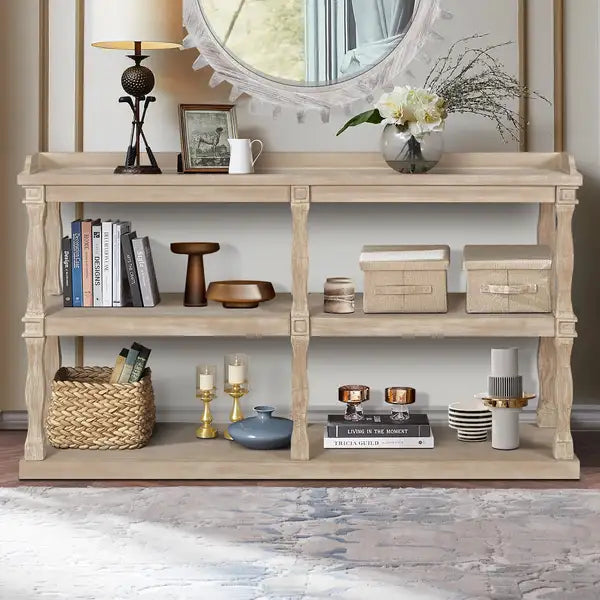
xmin=109 ymin=342 xmax=152 ymax=384
xmin=62 ymin=219 xmax=161 ymax=308
xmin=324 ymin=413 xmax=434 ymax=448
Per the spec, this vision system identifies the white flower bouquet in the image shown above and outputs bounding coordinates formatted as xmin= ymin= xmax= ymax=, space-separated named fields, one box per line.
xmin=337 ymin=35 xmax=548 ymax=173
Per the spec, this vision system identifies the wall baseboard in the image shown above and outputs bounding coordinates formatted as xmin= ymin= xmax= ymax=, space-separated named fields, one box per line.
xmin=4 ymin=405 xmax=600 ymax=431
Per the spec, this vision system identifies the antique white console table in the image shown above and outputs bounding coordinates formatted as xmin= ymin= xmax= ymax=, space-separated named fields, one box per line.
xmin=17 ymin=152 xmax=582 ymax=480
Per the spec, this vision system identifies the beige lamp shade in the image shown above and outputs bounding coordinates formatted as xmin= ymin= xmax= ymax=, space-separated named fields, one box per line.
xmin=90 ymin=0 xmax=183 ymax=50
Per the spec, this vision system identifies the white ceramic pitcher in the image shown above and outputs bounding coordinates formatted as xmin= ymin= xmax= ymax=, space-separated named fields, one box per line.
xmin=228 ymin=138 xmax=264 ymax=174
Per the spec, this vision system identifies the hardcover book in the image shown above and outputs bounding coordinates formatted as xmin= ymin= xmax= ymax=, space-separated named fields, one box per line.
xmin=118 ymin=347 xmax=139 ymax=383
xmin=112 ymin=221 xmax=131 ymax=307
xmin=101 ymin=220 xmax=113 ymax=307
xmin=121 ymin=232 xmax=143 ymax=307
xmin=129 ymin=343 xmax=151 ymax=383
xmin=92 ymin=221 xmax=102 ymax=307
xmin=81 ymin=219 xmax=94 ymax=307
xmin=109 ymin=348 xmax=129 ymax=383
xmin=323 ymin=431 xmax=435 ymax=449
xmin=132 ymin=237 xmax=161 ymax=307
xmin=326 ymin=413 xmax=431 ymax=438
xmin=61 ymin=236 xmax=72 ymax=308
xmin=70 ymin=220 xmax=83 ymax=307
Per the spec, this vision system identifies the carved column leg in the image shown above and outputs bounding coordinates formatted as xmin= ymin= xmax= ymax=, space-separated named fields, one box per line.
xmin=553 ymin=192 xmax=577 ymax=460
xmin=22 ymin=186 xmax=47 ymax=461
xmin=44 ymin=336 xmax=61 ymax=413
xmin=537 ymin=204 xmax=557 ymax=427
xmin=291 ymin=335 xmax=310 ymax=460
xmin=44 ymin=202 xmax=62 ymax=296
xmin=537 ymin=338 xmax=556 ymax=427
xmin=24 ymin=337 xmax=46 ymax=460
xmin=553 ymin=337 xmax=574 ymax=459
xmin=291 ymin=186 xmax=310 ymax=461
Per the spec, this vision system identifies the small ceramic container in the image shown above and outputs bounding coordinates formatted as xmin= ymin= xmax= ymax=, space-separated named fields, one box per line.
xmin=324 ymin=277 xmax=355 ymax=314
xmin=228 ymin=406 xmax=293 ymax=450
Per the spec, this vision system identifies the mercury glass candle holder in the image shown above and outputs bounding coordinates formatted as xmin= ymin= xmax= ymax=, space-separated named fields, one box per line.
xmin=385 ymin=387 xmax=416 ymax=421
xmin=195 ymin=364 xmax=217 ymax=439
xmin=338 ymin=385 xmax=370 ymax=421
xmin=224 ymin=353 xmax=249 ymax=440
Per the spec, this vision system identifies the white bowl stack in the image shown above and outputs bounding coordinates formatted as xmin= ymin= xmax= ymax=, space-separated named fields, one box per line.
xmin=448 ymin=400 xmax=492 ymax=442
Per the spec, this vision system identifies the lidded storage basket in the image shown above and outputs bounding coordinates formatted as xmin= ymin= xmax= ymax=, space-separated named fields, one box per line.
xmin=359 ymin=245 xmax=450 ymax=313
xmin=46 ymin=366 xmax=155 ymax=450
xmin=463 ymin=245 xmax=552 ymax=314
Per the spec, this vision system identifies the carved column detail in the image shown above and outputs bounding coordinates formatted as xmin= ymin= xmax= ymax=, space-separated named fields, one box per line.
xmin=290 ymin=186 xmax=310 ymax=461
xmin=22 ymin=186 xmax=47 ymax=461
xmin=536 ymin=203 xmax=557 ymax=427
xmin=553 ymin=337 xmax=574 ymax=460
xmin=44 ymin=201 xmax=62 ymax=296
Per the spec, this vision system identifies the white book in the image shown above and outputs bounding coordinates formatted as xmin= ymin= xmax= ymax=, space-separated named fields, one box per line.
xmin=91 ymin=221 xmax=102 ymax=307
xmin=323 ymin=433 xmax=435 ymax=449
xmin=101 ymin=221 xmax=113 ymax=307
xmin=112 ymin=221 xmax=131 ymax=307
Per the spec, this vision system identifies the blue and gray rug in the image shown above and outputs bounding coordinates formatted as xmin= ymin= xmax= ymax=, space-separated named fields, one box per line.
xmin=1 ymin=487 xmax=599 ymax=599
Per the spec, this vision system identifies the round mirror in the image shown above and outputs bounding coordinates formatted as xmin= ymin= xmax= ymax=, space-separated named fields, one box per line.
xmin=184 ymin=0 xmax=442 ymax=113
xmin=199 ymin=0 xmax=418 ymax=87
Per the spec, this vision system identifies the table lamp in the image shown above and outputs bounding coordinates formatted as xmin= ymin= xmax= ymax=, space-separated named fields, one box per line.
xmin=90 ymin=0 xmax=183 ymax=174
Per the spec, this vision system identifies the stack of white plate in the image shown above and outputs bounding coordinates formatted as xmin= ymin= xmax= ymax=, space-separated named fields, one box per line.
xmin=448 ymin=400 xmax=492 ymax=442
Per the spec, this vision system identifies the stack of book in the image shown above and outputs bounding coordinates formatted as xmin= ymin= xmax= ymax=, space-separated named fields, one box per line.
xmin=109 ymin=342 xmax=152 ymax=383
xmin=324 ymin=414 xmax=434 ymax=448
xmin=62 ymin=219 xmax=160 ymax=308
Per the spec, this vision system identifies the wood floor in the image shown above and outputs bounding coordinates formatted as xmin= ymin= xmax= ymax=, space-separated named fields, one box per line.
xmin=2 ymin=429 xmax=600 ymax=488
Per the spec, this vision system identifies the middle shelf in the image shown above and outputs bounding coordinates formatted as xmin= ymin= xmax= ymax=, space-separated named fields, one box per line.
xmin=45 ymin=292 xmax=555 ymax=338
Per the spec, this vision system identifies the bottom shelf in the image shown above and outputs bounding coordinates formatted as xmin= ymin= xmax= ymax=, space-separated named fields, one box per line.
xmin=19 ymin=423 xmax=580 ymax=480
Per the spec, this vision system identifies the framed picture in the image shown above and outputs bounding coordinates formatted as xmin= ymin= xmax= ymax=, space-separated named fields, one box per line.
xmin=179 ymin=104 xmax=238 ymax=173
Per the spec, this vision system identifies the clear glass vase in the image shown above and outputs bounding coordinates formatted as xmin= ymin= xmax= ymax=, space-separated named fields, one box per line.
xmin=381 ymin=125 xmax=443 ymax=174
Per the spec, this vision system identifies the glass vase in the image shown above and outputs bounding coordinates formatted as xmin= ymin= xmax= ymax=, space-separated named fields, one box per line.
xmin=381 ymin=125 xmax=443 ymax=174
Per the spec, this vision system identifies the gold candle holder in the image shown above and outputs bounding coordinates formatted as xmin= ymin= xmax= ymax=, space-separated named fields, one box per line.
xmin=224 ymin=353 xmax=249 ymax=440
xmin=224 ymin=383 xmax=248 ymax=440
xmin=196 ymin=389 xmax=217 ymax=439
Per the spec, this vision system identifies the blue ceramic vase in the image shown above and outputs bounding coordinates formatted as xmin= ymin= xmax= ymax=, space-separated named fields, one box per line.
xmin=228 ymin=406 xmax=293 ymax=450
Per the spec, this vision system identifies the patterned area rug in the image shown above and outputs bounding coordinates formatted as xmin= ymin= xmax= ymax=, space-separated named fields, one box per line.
xmin=1 ymin=487 xmax=599 ymax=600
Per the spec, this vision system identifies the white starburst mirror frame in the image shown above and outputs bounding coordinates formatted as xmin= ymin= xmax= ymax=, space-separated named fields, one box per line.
xmin=183 ymin=0 xmax=449 ymax=121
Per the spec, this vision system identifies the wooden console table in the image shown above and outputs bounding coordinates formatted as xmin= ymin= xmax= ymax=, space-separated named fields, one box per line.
xmin=17 ymin=152 xmax=582 ymax=480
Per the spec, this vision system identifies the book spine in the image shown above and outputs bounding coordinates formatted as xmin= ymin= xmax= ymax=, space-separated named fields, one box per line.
xmin=101 ymin=221 xmax=113 ymax=307
xmin=143 ymin=238 xmax=161 ymax=306
xmin=71 ymin=221 xmax=82 ymax=307
xmin=326 ymin=424 xmax=431 ymax=438
xmin=61 ymin=237 xmax=72 ymax=307
xmin=132 ymin=238 xmax=153 ymax=307
xmin=109 ymin=349 xmax=129 ymax=384
xmin=323 ymin=437 xmax=435 ymax=449
xmin=81 ymin=220 xmax=93 ymax=307
xmin=92 ymin=224 xmax=102 ymax=307
xmin=129 ymin=348 xmax=150 ymax=383
xmin=118 ymin=348 xmax=139 ymax=383
xmin=121 ymin=233 xmax=143 ymax=307
xmin=112 ymin=222 xmax=120 ymax=306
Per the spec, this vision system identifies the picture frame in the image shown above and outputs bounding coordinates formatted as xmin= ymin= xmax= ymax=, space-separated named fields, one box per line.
xmin=179 ymin=104 xmax=238 ymax=173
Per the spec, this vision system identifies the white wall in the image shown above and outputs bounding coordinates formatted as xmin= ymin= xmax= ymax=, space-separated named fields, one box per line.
xmin=47 ymin=0 xmax=560 ymax=422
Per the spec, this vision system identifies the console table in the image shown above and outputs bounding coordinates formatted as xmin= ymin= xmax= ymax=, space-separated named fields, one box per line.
xmin=17 ymin=152 xmax=582 ymax=480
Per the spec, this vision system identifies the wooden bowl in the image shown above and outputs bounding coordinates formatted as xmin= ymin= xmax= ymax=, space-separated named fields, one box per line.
xmin=207 ymin=280 xmax=276 ymax=309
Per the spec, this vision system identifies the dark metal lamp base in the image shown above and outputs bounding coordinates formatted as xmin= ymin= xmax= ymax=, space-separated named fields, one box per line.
xmin=115 ymin=164 xmax=162 ymax=175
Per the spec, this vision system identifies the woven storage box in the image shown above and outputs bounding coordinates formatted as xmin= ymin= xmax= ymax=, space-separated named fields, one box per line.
xmin=463 ymin=245 xmax=552 ymax=314
xmin=359 ymin=245 xmax=450 ymax=313
xmin=46 ymin=366 xmax=155 ymax=450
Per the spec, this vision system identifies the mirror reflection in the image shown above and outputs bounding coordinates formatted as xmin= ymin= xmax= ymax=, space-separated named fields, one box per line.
xmin=200 ymin=0 xmax=417 ymax=86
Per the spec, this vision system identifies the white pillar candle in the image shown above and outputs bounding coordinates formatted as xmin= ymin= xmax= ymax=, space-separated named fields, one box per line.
xmin=198 ymin=373 xmax=214 ymax=391
xmin=228 ymin=364 xmax=245 ymax=385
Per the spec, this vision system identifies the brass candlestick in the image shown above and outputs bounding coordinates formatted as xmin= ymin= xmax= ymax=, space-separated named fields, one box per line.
xmin=224 ymin=383 xmax=248 ymax=440
xmin=196 ymin=389 xmax=217 ymax=439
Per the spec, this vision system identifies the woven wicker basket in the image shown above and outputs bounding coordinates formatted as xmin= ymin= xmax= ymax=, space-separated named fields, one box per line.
xmin=46 ymin=366 xmax=156 ymax=450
